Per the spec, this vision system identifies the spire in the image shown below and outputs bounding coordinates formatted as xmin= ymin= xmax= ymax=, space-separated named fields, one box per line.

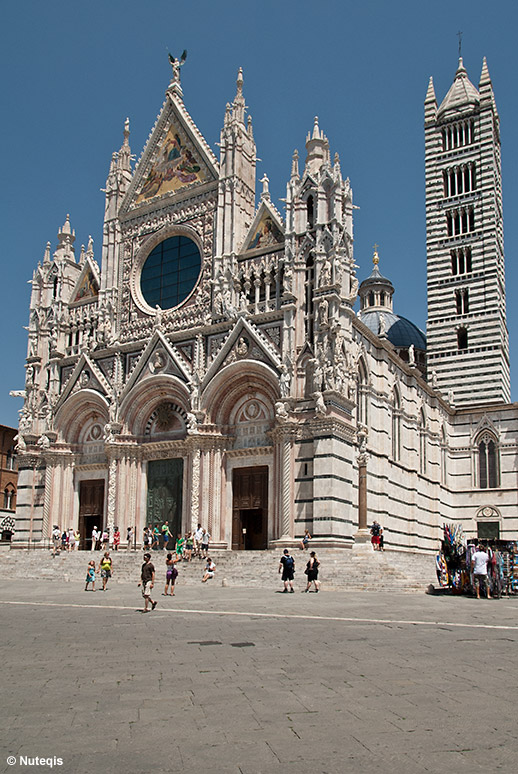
xmin=54 ymin=215 xmax=76 ymax=261
xmin=479 ymin=56 xmax=491 ymax=88
xmin=232 ymin=67 xmax=246 ymax=124
xmin=79 ymin=244 xmax=86 ymax=265
xmin=305 ymin=116 xmax=328 ymax=175
xmin=43 ymin=241 xmax=51 ymax=264
xmin=425 ymin=76 xmax=437 ymax=104
xmin=291 ymin=149 xmax=300 ymax=180
xmin=437 ymin=58 xmax=479 ymax=118
xmin=117 ymin=117 xmax=131 ymax=172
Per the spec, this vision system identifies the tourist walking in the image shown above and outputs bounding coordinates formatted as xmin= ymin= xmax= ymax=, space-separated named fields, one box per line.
xmin=91 ymin=526 xmax=99 ymax=551
xmin=139 ymin=553 xmax=158 ymax=612
xmin=98 ymin=551 xmax=113 ymax=591
xmin=68 ymin=527 xmax=77 ymax=551
xmin=152 ymin=524 xmax=160 ymax=550
xmin=85 ymin=560 xmax=96 ymax=591
xmin=127 ymin=526 xmax=134 ymax=550
xmin=303 ymin=551 xmax=320 ymax=592
xmin=161 ymin=521 xmax=171 ymax=550
xmin=51 ymin=525 xmax=61 ymax=556
xmin=279 ymin=549 xmax=295 ymax=593
xmin=200 ymin=529 xmax=210 ymax=558
xmin=202 ymin=556 xmax=216 ymax=582
xmin=101 ymin=529 xmax=110 ymax=551
xmin=163 ymin=553 xmax=179 ymax=595
xmin=471 ymin=543 xmax=491 ymax=599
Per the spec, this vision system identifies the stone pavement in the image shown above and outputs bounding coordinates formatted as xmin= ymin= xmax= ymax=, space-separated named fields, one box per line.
xmin=0 ymin=579 xmax=517 ymax=774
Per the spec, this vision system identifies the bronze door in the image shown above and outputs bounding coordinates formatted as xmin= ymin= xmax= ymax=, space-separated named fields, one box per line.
xmin=78 ymin=479 xmax=105 ymax=550
xmin=232 ymin=466 xmax=268 ymax=550
xmin=146 ymin=459 xmax=183 ymax=546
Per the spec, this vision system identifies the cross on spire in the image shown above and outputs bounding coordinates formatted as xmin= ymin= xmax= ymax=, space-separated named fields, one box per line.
xmin=457 ymin=30 xmax=463 ymax=57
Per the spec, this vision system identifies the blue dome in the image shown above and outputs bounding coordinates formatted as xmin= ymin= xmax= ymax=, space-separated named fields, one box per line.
xmin=358 ymin=309 xmax=426 ymax=350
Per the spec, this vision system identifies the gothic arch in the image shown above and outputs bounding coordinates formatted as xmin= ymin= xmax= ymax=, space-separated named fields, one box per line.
xmin=54 ymin=390 xmax=110 ymax=445
xmin=201 ymin=360 xmax=279 ymax=427
xmin=121 ymin=374 xmax=190 ymax=437
xmin=473 ymin=428 xmax=500 ymax=489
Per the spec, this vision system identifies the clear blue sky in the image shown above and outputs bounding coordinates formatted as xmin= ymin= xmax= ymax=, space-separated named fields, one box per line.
xmin=1 ymin=0 xmax=517 ymax=426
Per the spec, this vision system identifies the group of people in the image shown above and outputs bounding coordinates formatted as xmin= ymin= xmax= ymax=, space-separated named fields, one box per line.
xmin=142 ymin=522 xmax=210 ymax=560
xmin=138 ymin=551 xmax=217 ymax=611
xmin=84 ymin=551 xmax=113 ymax=592
xmin=279 ymin=549 xmax=321 ymax=593
xmin=52 ymin=525 xmax=81 ymax=555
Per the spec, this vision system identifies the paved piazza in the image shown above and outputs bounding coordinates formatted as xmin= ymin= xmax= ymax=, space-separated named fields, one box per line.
xmin=1 ymin=580 xmax=517 ymax=774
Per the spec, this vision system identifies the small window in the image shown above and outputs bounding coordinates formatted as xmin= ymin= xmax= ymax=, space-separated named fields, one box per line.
xmin=457 ymin=328 xmax=468 ymax=351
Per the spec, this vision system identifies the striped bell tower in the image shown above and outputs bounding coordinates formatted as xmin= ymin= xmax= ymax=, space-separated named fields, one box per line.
xmin=424 ymin=58 xmax=510 ymax=405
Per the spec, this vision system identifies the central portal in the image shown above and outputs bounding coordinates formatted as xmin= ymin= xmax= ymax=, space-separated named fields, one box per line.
xmin=232 ymin=466 xmax=268 ymax=550
xmin=146 ymin=458 xmax=183 ymax=544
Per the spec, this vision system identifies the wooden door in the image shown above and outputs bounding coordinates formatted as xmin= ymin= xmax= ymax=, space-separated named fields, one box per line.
xmin=78 ymin=479 xmax=105 ymax=550
xmin=232 ymin=467 xmax=268 ymax=549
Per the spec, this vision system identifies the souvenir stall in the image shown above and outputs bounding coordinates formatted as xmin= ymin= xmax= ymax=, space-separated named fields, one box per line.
xmin=435 ymin=524 xmax=518 ymax=596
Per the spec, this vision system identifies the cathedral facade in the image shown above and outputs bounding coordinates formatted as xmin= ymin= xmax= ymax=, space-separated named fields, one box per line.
xmin=12 ymin=58 xmax=518 ymax=552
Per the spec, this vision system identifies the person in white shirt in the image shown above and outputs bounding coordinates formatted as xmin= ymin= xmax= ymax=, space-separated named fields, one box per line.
xmin=91 ymin=527 xmax=99 ymax=552
xmin=471 ymin=544 xmax=490 ymax=599
xmin=194 ymin=524 xmax=203 ymax=558
xmin=202 ymin=557 xmax=215 ymax=582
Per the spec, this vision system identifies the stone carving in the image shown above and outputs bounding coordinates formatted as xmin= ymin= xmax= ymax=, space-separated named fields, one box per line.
xmin=312 ymin=391 xmax=326 ymax=417
xmin=318 ymin=298 xmax=329 ymax=326
xmin=186 ymin=412 xmax=198 ymax=434
xmin=38 ymin=434 xmax=51 ymax=450
xmin=408 ymin=344 xmax=416 ymax=367
xmin=275 ymin=401 xmax=290 ymax=421
xmin=320 ymin=259 xmax=332 ymax=286
xmin=279 ymin=363 xmax=291 ymax=398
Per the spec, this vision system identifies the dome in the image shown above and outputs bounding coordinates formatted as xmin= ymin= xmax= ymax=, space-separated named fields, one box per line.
xmin=359 ymin=309 xmax=426 ymax=350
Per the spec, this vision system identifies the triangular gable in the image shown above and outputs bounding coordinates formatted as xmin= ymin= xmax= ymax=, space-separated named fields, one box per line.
xmin=120 ymin=330 xmax=192 ymax=400
xmin=241 ymin=201 xmax=284 ymax=253
xmin=204 ymin=317 xmax=282 ymax=386
xmin=57 ymin=353 xmax=111 ymax=408
xmin=472 ymin=414 xmax=499 ymax=443
xmin=122 ymin=92 xmax=219 ymax=213
xmin=70 ymin=258 xmax=100 ymax=305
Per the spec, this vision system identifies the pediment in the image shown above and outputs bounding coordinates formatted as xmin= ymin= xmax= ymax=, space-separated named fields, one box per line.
xmin=120 ymin=330 xmax=192 ymax=399
xmin=241 ymin=200 xmax=284 ymax=253
xmin=472 ymin=414 xmax=499 ymax=442
xmin=121 ymin=93 xmax=219 ymax=214
xmin=70 ymin=258 xmax=100 ymax=305
xmin=58 ymin=353 xmax=111 ymax=408
xmin=204 ymin=317 xmax=282 ymax=386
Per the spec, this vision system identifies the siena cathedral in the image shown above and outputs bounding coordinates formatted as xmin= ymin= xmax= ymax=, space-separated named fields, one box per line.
xmin=12 ymin=55 xmax=518 ymax=552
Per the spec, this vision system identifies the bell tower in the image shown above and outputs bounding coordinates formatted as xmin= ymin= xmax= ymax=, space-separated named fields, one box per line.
xmin=425 ymin=58 xmax=510 ymax=405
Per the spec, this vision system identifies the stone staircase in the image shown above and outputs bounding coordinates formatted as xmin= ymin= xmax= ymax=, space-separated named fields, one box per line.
xmin=0 ymin=544 xmax=436 ymax=592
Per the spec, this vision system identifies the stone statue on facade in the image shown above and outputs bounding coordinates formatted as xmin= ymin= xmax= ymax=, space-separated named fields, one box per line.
xmin=186 ymin=412 xmax=198 ymax=434
xmin=279 ymin=363 xmax=291 ymax=398
xmin=408 ymin=344 xmax=416 ymax=367
xmin=312 ymin=391 xmax=326 ymax=417
xmin=275 ymin=401 xmax=290 ymax=422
